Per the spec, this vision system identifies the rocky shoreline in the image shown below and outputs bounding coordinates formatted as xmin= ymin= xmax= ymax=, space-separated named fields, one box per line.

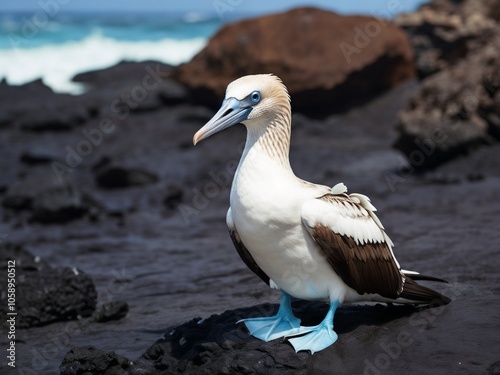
xmin=0 ymin=1 xmax=499 ymax=374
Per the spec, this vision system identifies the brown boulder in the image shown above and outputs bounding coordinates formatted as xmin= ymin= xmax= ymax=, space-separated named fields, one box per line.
xmin=172 ymin=7 xmax=415 ymax=116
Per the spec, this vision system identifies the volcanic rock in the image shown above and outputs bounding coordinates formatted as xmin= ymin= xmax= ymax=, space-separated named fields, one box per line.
xmin=172 ymin=7 xmax=415 ymax=116
xmin=20 ymin=147 xmax=60 ymax=165
xmin=2 ymin=172 xmax=100 ymax=222
xmin=17 ymin=104 xmax=91 ymax=132
xmin=73 ymin=61 xmax=173 ymax=87
xmin=32 ymin=183 xmax=100 ymax=223
xmin=1 ymin=174 xmax=53 ymax=211
xmin=394 ymin=32 xmax=500 ymax=170
xmin=59 ymin=301 xmax=451 ymax=375
xmin=91 ymin=301 xmax=129 ymax=323
xmin=0 ymin=109 xmax=11 ymax=128
xmin=59 ymin=346 xmax=136 ymax=375
xmin=0 ymin=244 xmax=97 ymax=328
xmin=162 ymin=183 xmax=184 ymax=209
xmin=94 ymin=163 xmax=159 ymax=189
xmin=157 ymin=79 xmax=189 ymax=106
xmin=396 ymin=0 xmax=500 ymax=78
xmin=74 ymin=61 xmax=185 ymax=112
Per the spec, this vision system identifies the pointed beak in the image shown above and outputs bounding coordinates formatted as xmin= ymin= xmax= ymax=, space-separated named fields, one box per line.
xmin=193 ymin=97 xmax=252 ymax=145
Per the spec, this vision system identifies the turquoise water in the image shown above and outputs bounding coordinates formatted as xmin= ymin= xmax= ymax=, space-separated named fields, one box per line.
xmin=0 ymin=12 xmax=223 ymax=49
xmin=0 ymin=12 xmax=233 ymax=92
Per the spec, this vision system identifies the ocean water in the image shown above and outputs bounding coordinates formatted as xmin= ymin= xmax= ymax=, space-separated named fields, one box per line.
xmin=0 ymin=12 xmax=228 ymax=93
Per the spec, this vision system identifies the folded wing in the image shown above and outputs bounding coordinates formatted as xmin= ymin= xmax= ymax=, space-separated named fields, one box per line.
xmin=301 ymin=191 xmax=450 ymax=304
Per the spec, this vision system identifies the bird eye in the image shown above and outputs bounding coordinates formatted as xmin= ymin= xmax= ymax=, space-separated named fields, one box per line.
xmin=250 ymin=91 xmax=261 ymax=103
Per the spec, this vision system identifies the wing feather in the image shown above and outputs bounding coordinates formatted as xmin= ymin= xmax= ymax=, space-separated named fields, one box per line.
xmin=227 ymin=208 xmax=270 ymax=286
xmin=302 ymin=193 xmax=403 ymax=298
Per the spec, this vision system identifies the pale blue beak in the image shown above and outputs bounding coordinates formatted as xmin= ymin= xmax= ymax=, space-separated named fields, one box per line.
xmin=193 ymin=97 xmax=252 ymax=145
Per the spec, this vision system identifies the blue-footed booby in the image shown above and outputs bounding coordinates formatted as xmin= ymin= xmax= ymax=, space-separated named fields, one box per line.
xmin=193 ymin=74 xmax=450 ymax=354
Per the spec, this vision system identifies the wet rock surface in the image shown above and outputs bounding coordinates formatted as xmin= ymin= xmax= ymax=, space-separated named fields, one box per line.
xmin=60 ymin=294 xmax=499 ymax=375
xmin=0 ymin=5 xmax=499 ymax=375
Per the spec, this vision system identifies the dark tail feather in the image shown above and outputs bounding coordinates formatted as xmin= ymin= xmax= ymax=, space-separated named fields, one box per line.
xmin=402 ymin=272 xmax=449 ymax=284
xmin=400 ymin=276 xmax=451 ymax=305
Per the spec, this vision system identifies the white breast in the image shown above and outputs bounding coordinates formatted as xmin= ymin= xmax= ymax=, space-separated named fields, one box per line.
xmin=229 ymin=149 xmax=349 ymax=301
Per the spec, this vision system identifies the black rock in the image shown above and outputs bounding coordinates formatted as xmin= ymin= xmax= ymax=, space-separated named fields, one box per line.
xmin=2 ymin=171 xmax=100 ymax=222
xmin=138 ymin=304 xmax=311 ymax=375
xmin=58 ymin=301 xmax=423 ymax=375
xmin=31 ymin=182 xmax=99 ymax=223
xmin=74 ymin=61 xmax=177 ymax=113
xmin=0 ymin=109 xmax=12 ymax=128
xmin=91 ymin=301 xmax=129 ymax=323
xmin=163 ymin=183 xmax=184 ymax=209
xmin=20 ymin=147 xmax=60 ymax=165
xmin=139 ymin=302 xmax=418 ymax=375
xmin=60 ymin=346 xmax=137 ymax=375
xmin=92 ymin=155 xmax=113 ymax=171
xmin=2 ymin=174 xmax=47 ymax=210
xmin=0 ymin=78 xmax=54 ymax=98
xmin=176 ymin=105 xmax=214 ymax=124
xmin=2 ymin=193 xmax=33 ymax=210
xmin=72 ymin=60 xmax=173 ymax=87
xmin=0 ymin=245 xmax=97 ymax=328
xmin=95 ymin=164 xmax=159 ymax=189
xmin=17 ymin=105 xmax=90 ymax=132
xmin=0 ymin=242 xmax=50 ymax=270
xmin=157 ymin=79 xmax=189 ymax=105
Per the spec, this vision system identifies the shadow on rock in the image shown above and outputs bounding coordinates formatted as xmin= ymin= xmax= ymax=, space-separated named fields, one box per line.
xmin=142 ymin=302 xmax=440 ymax=374
xmin=60 ymin=301 xmax=431 ymax=375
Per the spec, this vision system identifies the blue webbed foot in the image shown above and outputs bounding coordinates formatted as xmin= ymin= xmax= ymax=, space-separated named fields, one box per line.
xmin=287 ymin=300 xmax=339 ymax=354
xmin=238 ymin=291 xmax=302 ymax=341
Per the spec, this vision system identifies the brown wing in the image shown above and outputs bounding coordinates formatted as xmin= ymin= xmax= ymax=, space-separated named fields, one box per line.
xmin=228 ymin=225 xmax=270 ymax=286
xmin=303 ymin=194 xmax=450 ymax=304
xmin=311 ymin=224 xmax=403 ymax=298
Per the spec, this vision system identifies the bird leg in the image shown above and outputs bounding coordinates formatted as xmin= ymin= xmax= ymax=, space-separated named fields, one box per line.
xmin=287 ymin=300 xmax=339 ymax=354
xmin=237 ymin=291 xmax=303 ymax=341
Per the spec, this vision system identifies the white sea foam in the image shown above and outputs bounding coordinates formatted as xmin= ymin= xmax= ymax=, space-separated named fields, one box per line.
xmin=0 ymin=32 xmax=207 ymax=94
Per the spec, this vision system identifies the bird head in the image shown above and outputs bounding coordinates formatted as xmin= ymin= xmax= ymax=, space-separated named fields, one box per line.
xmin=193 ymin=74 xmax=290 ymax=145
